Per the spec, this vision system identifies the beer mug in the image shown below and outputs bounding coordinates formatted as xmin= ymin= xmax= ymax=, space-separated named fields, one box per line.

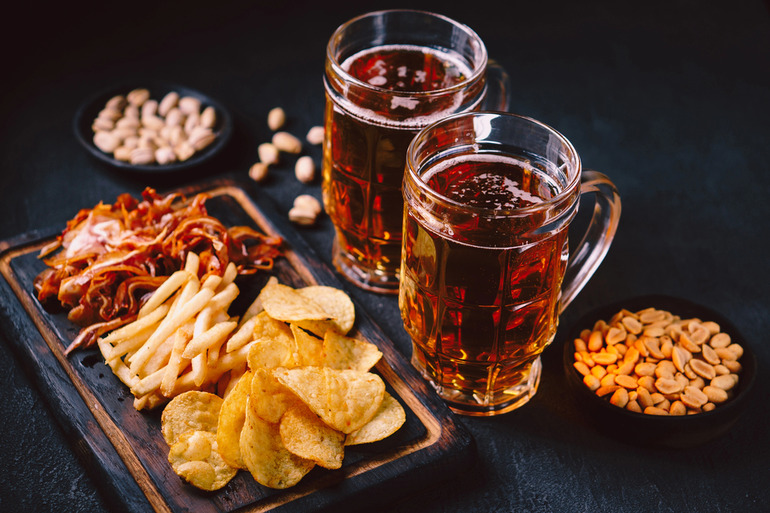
xmin=399 ymin=112 xmax=621 ymax=416
xmin=322 ymin=9 xmax=509 ymax=293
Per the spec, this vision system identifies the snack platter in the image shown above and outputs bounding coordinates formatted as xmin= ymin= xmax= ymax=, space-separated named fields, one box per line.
xmin=0 ymin=180 xmax=473 ymax=513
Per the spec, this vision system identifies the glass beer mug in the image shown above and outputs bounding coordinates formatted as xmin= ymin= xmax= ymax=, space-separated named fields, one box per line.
xmin=322 ymin=9 xmax=509 ymax=293
xmin=399 ymin=112 xmax=621 ymax=416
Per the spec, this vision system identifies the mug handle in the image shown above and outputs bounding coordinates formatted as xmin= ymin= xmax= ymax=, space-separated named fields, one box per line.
xmin=559 ymin=170 xmax=622 ymax=313
xmin=483 ymin=59 xmax=511 ymax=112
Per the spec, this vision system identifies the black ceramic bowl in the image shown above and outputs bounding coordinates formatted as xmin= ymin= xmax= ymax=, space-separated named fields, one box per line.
xmin=563 ymin=294 xmax=757 ymax=448
xmin=74 ymin=82 xmax=232 ymax=174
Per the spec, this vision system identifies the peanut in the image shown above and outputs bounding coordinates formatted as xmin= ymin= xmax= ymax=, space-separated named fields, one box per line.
xmin=91 ymin=87 xmax=218 ymax=165
xmin=272 ymin=131 xmax=302 ymax=154
xmin=288 ymin=206 xmax=317 ymax=226
xmin=249 ymin=162 xmax=270 ymax=183
xmin=573 ymin=305 xmax=745 ymax=417
xmin=293 ymin=194 xmax=322 ymax=215
xmin=294 ymin=156 xmax=316 ymax=183
xmin=258 ymin=142 xmax=280 ymax=165
xmin=288 ymin=194 xmax=323 ymax=227
xmin=267 ymin=107 xmax=286 ymax=130
xmin=306 ymin=125 xmax=324 ymax=145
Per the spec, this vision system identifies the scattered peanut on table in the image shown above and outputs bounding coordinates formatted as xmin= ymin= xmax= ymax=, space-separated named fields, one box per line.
xmin=573 ymin=307 xmax=744 ymax=415
xmin=248 ymin=108 xmax=326 ymax=225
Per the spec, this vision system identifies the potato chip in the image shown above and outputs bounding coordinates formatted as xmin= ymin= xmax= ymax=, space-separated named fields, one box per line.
xmin=280 ymin=404 xmax=345 ymax=470
xmin=240 ymin=405 xmax=315 ymax=489
xmin=168 ymin=430 xmax=237 ymax=491
xmin=273 ymin=367 xmax=385 ymax=434
xmin=260 ymin=281 xmax=332 ymax=322
xmin=249 ymin=368 xmax=301 ymax=424
xmin=161 ymin=391 xmax=223 ymax=446
xmin=345 ymin=392 xmax=406 ymax=445
xmin=252 ymin=310 xmax=294 ymax=344
xmin=295 ymin=286 xmax=355 ymax=336
xmin=290 ymin=324 xmax=324 ymax=367
xmin=247 ymin=335 xmax=296 ymax=371
xmin=216 ymin=370 xmax=253 ymax=469
xmin=323 ymin=331 xmax=382 ymax=372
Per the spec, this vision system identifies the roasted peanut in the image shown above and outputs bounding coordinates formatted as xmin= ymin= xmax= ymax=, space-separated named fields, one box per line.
xmin=710 ymin=374 xmax=736 ymax=391
xmin=710 ymin=332 xmax=731 ymax=348
xmin=583 ymin=374 xmax=601 ymax=391
xmin=574 ymin=305 xmax=745 ymax=417
xmin=615 ymin=374 xmax=638 ymax=389
xmin=588 ymin=330 xmax=604 ymax=351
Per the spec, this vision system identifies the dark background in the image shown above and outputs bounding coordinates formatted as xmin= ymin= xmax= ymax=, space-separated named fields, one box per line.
xmin=1 ymin=1 xmax=769 ymax=512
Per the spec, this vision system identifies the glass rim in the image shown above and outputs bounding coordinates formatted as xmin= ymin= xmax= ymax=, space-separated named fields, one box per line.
xmin=405 ymin=111 xmax=583 ymax=216
xmin=326 ymin=9 xmax=489 ymax=99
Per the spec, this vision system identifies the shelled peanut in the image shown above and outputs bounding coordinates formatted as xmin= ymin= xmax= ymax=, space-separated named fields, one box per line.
xmin=573 ymin=307 xmax=743 ymax=416
xmin=91 ymin=88 xmax=218 ymax=165
xmin=248 ymin=107 xmax=325 ymax=226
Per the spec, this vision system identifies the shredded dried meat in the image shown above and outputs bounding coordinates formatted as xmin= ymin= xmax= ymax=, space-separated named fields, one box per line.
xmin=34 ymin=187 xmax=283 ymax=353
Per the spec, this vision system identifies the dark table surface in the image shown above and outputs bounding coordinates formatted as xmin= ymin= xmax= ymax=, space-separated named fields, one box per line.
xmin=2 ymin=1 xmax=769 ymax=512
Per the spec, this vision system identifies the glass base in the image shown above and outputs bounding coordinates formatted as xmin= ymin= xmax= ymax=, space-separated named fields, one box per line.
xmin=332 ymin=238 xmax=400 ymax=294
xmin=411 ymin=354 xmax=543 ymax=416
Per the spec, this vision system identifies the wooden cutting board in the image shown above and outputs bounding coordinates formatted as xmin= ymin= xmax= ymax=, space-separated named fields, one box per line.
xmin=0 ymin=179 xmax=474 ymax=513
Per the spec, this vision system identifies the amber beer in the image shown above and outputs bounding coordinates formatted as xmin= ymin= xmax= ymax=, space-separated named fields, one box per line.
xmin=323 ymin=10 xmax=492 ymax=293
xmin=400 ymin=112 xmax=621 ymax=416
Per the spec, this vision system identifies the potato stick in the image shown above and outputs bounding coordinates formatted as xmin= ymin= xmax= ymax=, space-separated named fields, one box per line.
xmin=97 ymin=338 xmax=140 ymax=388
xmin=169 ymin=274 xmax=201 ymax=317
xmin=219 ymin=262 xmax=237 ymax=290
xmin=133 ymin=394 xmax=150 ymax=411
xmin=202 ymin=274 xmax=222 ymax=291
xmin=191 ymin=353 xmax=207 ymax=387
xmin=184 ymin=251 xmax=200 ymax=274
xmin=160 ymin=323 xmax=194 ymax=397
xmin=145 ymin=392 xmax=168 ymax=410
xmin=208 ymin=283 xmax=239 ymax=313
xmin=207 ymin=342 xmax=220 ymax=368
xmin=107 ymin=325 xmax=155 ymax=362
xmin=227 ymin=315 xmax=257 ymax=353
xmin=207 ymin=336 xmax=226 ymax=368
xmin=170 ymin=341 xmax=255 ymax=396
xmin=137 ymin=270 xmax=190 ymax=318
xmin=128 ymin=287 xmax=215 ymax=375
xmin=142 ymin=334 xmax=176 ymax=376
xmin=182 ymin=321 xmax=237 ymax=360
xmin=130 ymin=365 xmax=166 ymax=397
xmin=102 ymin=303 xmax=170 ymax=345
xmin=133 ymin=391 xmax=167 ymax=411
xmin=238 ymin=276 xmax=277 ymax=328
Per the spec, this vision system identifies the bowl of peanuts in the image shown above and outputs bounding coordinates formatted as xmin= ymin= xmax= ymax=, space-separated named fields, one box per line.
xmin=74 ymin=82 xmax=233 ymax=174
xmin=563 ymin=295 xmax=756 ymax=448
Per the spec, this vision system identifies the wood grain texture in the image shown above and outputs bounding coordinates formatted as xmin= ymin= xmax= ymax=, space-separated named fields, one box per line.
xmin=0 ymin=180 xmax=474 ymax=513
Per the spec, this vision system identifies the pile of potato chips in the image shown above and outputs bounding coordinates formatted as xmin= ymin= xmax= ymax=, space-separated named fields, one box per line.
xmin=96 ymin=252 xmax=405 ymax=491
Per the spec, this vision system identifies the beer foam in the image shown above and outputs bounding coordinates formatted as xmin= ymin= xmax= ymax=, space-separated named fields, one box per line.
xmin=338 ymin=44 xmax=478 ymax=129
xmin=421 ymin=153 xmax=560 ymax=210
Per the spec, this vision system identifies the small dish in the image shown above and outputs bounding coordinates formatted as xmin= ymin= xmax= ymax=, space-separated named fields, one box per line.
xmin=73 ymin=82 xmax=233 ymax=174
xmin=563 ymin=294 xmax=757 ymax=448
